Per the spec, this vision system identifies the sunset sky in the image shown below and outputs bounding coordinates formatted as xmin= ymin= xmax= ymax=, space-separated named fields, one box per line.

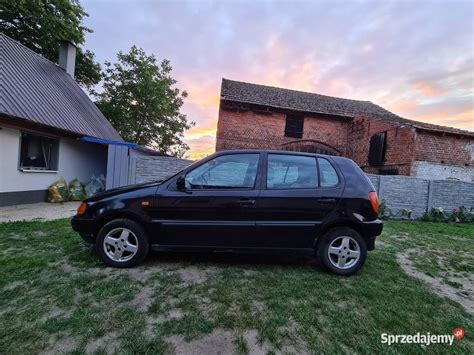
xmin=82 ymin=0 xmax=474 ymax=159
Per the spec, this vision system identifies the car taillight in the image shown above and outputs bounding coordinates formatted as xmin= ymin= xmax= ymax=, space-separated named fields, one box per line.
xmin=77 ymin=202 xmax=87 ymax=216
xmin=369 ymin=191 xmax=379 ymax=213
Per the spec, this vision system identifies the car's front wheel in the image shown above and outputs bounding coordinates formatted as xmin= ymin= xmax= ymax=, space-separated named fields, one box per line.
xmin=96 ymin=219 xmax=149 ymax=268
xmin=317 ymin=227 xmax=367 ymax=276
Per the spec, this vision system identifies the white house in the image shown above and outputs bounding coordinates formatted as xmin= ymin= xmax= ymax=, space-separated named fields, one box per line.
xmin=0 ymin=34 xmax=123 ymax=206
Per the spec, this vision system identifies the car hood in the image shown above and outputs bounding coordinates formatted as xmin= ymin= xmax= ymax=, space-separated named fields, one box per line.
xmin=85 ymin=181 xmax=160 ymax=202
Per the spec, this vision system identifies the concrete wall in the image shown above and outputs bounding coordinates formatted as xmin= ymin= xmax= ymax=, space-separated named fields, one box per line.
xmin=368 ymin=174 xmax=474 ymax=218
xmin=129 ymin=155 xmax=193 ymax=185
xmin=0 ymin=125 xmax=107 ymax=203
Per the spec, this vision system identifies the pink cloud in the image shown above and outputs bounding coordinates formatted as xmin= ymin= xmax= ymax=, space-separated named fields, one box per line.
xmin=82 ymin=0 xmax=474 ymax=157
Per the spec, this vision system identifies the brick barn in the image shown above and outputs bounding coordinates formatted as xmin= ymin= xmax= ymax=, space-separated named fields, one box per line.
xmin=216 ymin=79 xmax=474 ymax=182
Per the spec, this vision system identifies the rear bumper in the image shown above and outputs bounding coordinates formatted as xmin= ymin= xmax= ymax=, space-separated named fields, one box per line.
xmin=361 ymin=219 xmax=383 ymax=251
xmin=71 ymin=216 xmax=97 ymax=245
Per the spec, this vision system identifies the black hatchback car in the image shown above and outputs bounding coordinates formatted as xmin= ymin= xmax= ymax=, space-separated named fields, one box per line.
xmin=72 ymin=150 xmax=382 ymax=275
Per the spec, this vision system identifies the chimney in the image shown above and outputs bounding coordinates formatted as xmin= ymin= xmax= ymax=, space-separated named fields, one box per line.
xmin=58 ymin=41 xmax=77 ymax=77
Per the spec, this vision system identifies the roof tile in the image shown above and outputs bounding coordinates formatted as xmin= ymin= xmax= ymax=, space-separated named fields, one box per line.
xmin=221 ymin=78 xmax=473 ymax=136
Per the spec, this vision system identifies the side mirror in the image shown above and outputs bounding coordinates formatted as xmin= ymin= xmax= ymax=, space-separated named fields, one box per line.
xmin=176 ymin=175 xmax=186 ymax=190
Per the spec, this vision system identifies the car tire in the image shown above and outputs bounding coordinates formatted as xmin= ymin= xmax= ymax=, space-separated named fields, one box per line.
xmin=317 ymin=227 xmax=367 ymax=276
xmin=96 ymin=218 xmax=149 ymax=268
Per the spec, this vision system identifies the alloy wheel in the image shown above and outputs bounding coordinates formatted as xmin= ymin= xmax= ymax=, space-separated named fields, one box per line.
xmin=103 ymin=228 xmax=139 ymax=262
xmin=327 ymin=236 xmax=361 ymax=270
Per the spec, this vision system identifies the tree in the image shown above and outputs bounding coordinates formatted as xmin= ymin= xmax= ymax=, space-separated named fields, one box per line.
xmin=0 ymin=0 xmax=100 ymax=89
xmin=95 ymin=46 xmax=194 ymax=156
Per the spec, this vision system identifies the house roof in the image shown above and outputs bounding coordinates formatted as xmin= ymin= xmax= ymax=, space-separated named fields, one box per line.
xmin=0 ymin=34 xmax=122 ymax=141
xmin=221 ymin=78 xmax=473 ymax=137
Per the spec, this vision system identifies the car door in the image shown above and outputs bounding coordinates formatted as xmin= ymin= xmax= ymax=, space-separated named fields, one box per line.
xmin=255 ymin=153 xmax=343 ymax=249
xmin=150 ymin=152 xmax=262 ymax=248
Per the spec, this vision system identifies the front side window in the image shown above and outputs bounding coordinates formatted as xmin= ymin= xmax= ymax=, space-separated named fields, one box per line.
xmin=19 ymin=132 xmax=59 ymax=171
xmin=267 ymin=154 xmax=318 ymax=189
xmin=318 ymin=158 xmax=339 ymax=187
xmin=185 ymin=154 xmax=259 ymax=189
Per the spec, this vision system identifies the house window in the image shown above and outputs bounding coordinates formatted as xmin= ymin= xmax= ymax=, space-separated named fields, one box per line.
xmin=284 ymin=114 xmax=304 ymax=138
xmin=368 ymin=131 xmax=387 ymax=167
xmin=19 ymin=132 xmax=59 ymax=171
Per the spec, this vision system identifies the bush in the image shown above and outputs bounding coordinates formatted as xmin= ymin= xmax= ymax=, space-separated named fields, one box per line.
xmin=380 ymin=202 xmax=474 ymax=224
xmin=450 ymin=206 xmax=474 ymax=223
xmin=418 ymin=206 xmax=474 ymax=224
xmin=378 ymin=199 xmax=392 ymax=219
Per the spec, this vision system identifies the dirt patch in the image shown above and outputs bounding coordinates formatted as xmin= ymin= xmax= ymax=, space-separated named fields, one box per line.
xmin=58 ymin=261 xmax=82 ymax=274
xmin=391 ymin=233 xmax=409 ymax=242
xmin=243 ymin=329 xmax=270 ymax=355
xmin=242 ymin=329 xmax=310 ymax=355
xmin=167 ymin=308 xmax=184 ymax=320
xmin=3 ymin=280 xmax=25 ymax=291
xmin=252 ymin=300 xmax=266 ymax=313
xmin=243 ymin=269 xmax=258 ymax=277
xmin=446 ymin=275 xmax=474 ymax=294
xmin=109 ymin=265 xmax=169 ymax=281
xmin=39 ymin=306 xmax=73 ymax=323
xmin=130 ymin=286 xmax=155 ymax=312
xmin=197 ymin=296 xmax=212 ymax=311
xmin=168 ymin=329 xmax=236 ymax=355
xmin=180 ymin=327 xmax=310 ymax=355
xmin=53 ymin=259 xmax=170 ymax=282
xmin=85 ymin=332 xmax=119 ymax=354
xmin=177 ymin=266 xmax=210 ymax=285
xmin=34 ymin=231 xmax=49 ymax=237
xmin=40 ymin=336 xmax=80 ymax=354
xmin=375 ymin=239 xmax=389 ymax=248
xmin=5 ymin=233 xmax=28 ymax=241
xmin=397 ymin=249 xmax=474 ymax=315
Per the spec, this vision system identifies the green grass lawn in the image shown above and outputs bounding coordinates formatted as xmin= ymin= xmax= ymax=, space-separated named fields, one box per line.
xmin=0 ymin=219 xmax=472 ymax=354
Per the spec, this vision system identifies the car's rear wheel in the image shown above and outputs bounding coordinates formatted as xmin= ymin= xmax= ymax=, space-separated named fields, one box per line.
xmin=317 ymin=227 xmax=367 ymax=276
xmin=96 ymin=219 xmax=149 ymax=268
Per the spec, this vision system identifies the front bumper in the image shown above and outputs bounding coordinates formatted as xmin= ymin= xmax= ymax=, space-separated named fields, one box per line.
xmin=361 ymin=219 xmax=383 ymax=251
xmin=71 ymin=216 xmax=97 ymax=245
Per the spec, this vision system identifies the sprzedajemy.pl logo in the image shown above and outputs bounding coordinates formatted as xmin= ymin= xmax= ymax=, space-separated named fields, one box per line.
xmin=381 ymin=328 xmax=464 ymax=347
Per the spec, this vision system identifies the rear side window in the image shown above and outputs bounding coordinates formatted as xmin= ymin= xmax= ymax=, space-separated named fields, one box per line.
xmin=267 ymin=154 xmax=318 ymax=189
xmin=318 ymin=158 xmax=339 ymax=187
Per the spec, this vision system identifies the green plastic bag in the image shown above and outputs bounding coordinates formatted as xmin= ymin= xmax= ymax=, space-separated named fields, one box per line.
xmin=48 ymin=176 xmax=69 ymax=203
xmin=69 ymin=179 xmax=85 ymax=201
xmin=85 ymin=175 xmax=105 ymax=198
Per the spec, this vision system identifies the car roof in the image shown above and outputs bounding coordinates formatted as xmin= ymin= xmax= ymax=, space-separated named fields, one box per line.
xmin=214 ymin=149 xmax=350 ymax=162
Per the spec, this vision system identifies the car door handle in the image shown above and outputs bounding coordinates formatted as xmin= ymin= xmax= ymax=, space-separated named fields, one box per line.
xmin=238 ymin=199 xmax=256 ymax=207
xmin=317 ymin=198 xmax=337 ymax=203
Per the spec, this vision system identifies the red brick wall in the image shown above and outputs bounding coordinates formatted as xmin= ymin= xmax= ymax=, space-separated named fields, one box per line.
xmin=216 ymin=106 xmax=349 ymax=155
xmin=414 ymin=131 xmax=473 ymax=166
xmin=346 ymin=116 xmax=416 ymax=175
xmin=215 ymin=102 xmax=474 ymax=176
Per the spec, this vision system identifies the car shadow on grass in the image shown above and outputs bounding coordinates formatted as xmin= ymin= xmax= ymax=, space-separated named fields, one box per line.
xmin=148 ymin=250 xmax=319 ymax=270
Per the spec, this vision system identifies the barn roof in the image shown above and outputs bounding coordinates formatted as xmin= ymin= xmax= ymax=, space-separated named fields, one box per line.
xmin=221 ymin=78 xmax=473 ymax=137
xmin=0 ymin=34 xmax=122 ymax=141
